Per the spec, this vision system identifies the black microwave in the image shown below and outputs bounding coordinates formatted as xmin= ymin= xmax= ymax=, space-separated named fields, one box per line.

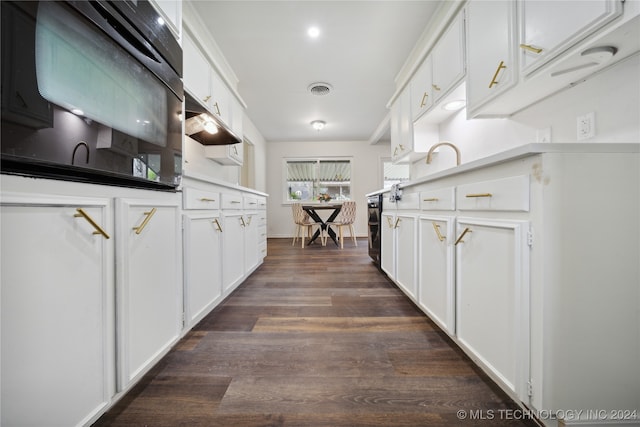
xmin=1 ymin=0 xmax=183 ymax=190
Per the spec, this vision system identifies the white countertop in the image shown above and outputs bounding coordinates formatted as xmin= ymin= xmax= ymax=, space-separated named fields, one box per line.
xmin=368 ymin=143 xmax=639 ymax=196
xmin=182 ymin=169 xmax=269 ymax=197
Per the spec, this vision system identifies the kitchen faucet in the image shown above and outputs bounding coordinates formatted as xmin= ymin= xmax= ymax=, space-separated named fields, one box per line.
xmin=426 ymin=141 xmax=461 ymax=166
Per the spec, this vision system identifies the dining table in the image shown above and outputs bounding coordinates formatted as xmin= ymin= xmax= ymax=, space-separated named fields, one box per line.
xmin=302 ymin=202 xmax=342 ymax=246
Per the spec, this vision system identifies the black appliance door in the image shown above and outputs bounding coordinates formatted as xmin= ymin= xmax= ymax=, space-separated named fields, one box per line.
xmin=1 ymin=1 xmax=182 ymax=189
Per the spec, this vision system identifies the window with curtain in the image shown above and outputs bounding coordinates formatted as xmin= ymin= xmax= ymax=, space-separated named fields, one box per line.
xmin=285 ymin=158 xmax=351 ymax=202
xmin=383 ymin=161 xmax=410 ymax=188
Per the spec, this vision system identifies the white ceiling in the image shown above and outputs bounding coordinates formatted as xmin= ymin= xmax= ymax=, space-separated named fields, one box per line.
xmin=188 ymin=1 xmax=444 ymax=143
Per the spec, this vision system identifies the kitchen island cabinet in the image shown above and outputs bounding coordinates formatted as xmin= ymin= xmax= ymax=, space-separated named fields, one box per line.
xmin=1 ymin=193 xmax=114 ymax=427
xmin=376 ymin=144 xmax=640 ymax=426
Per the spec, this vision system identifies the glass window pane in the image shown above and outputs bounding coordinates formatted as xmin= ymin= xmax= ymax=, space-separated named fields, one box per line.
xmin=285 ymin=159 xmax=351 ymax=202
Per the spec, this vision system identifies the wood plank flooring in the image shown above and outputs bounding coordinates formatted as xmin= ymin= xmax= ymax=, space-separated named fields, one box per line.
xmin=93 ymin=238 xmax=538 ymax=427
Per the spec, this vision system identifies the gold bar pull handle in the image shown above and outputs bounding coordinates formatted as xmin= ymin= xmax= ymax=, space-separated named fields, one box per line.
xmin=199 ymin=197 xmax=216 ymax=202
xmin=520 ymin=43 xmax=543 ymax=54
xmin=386 ymin=216 xmax=394 ymax=228
xmin=420 ymin=92 xmax=428 ymax=107
xmin=213 ymin=218 xmax=223 ymax=232
xmin=394 ymin=218 xmax=401 ymax=229
xmin=203 ymin=95 xmax=211 ymax=103
xmin=132 ymin=207 xmax=157 ymax=235
xmin=246 ymin=215 xmax=252 ymax=226
xmin=74 ymin=208 xmax=110 ymax=239
xmin=454 ymin=227 xmax=472 ymax=245
xmin=489 ymin=60 xmax=507 ymax=88
xmin=432 ymin=84 xmax=441 ymax=91
xmin=423 ymin=197 xmax=439 ymax=202
xmin=240 ymin=216 xmax=246 ymax=227
xmin=213 ymin=102 xmax=221 ymax=116
xmin=432 ymin=222 xmax=445 ymax=242
xmin=466 ymin=193 xmax=493 ymax=198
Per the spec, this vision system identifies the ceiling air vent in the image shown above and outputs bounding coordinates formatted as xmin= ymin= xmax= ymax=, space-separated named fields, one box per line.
xmin=308 ymin=82 xmax=332 ymax=96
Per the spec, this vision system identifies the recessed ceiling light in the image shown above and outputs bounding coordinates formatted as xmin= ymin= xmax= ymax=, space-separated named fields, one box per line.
xmin=307 ymin=26 xmax=320 ymax=38
xmin=442 ymin=100 xmax=466 ymax=111
xmin=308 ymin=82 xmax=332 ymax=96
xmin=310 ymin=120 xmax=326 ymax=131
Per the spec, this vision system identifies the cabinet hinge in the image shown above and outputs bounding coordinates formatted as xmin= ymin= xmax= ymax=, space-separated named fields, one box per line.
xmin=527 ymin=231 xmax=534 ymax=247
xmin=527 ymin=380 xmax=534 ymax=397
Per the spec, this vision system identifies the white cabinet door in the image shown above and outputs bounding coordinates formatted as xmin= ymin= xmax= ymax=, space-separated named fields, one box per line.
xmin=432 ymin=11 xmax=465 ymax=103
xmin=381 ymin=212 xmax=396 ymax=279
xmin=1 ymin=196 xmax=114 ymax=427
xmin=221 ymin=211 xmax=246 ymax=294
xmin=209 ymin=69 xmax=232 ymax=128
xmin=150 ymin=0 xmax=182 ymax=40
xmin=520 ymin=0 xmax=622 ymax=76
xmin=183 ymin=32 xmax=212 ymax=107
xmin=243 ymin=212 xmax=260 ymax=273
xmin=410 ymin=55 xmax=433 ymax=121
xmin=418 ymin=215 xmax=455 ymax=334
xmin=390 ymin=87 xmax=414 ymax=163
xmin=465 ymin=0 xmax=517 ymax=116
xmin=455 ymin=217 xmax=530 ymax=400
xmin=395 ymin=213 xmax=418 ymax=301
xmin=116 ymin=198 xmax=182 ymax=390
xmin=183 ymin=213 xmax=223 ymax=328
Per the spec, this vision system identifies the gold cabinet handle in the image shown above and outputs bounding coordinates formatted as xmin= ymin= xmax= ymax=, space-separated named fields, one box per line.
xmin=432 ymin=84 xmax=441 ymax=91
xmin=213 ymin=102 xmax=221 ymax=116
xmin=132 ymin=207 xmax=157 ymax=235
xmin=203 ymin=95 xmax=211 ymax=103
xmin=199 ymin=197 xmax=216 ymax=202
xmin=432 ymin=222 xmax=445 ymax=242
xmin=489 ymin=60 xmax=507 ymax=88
xmin=454 ymin=227 xmax=472 ymax=245
xmin=232 ymin=146 xmax=238 ymax=155
xmin=423 ymin=197 xmax=439 ymax=202
xmin=240 ymin=216 xmax=246 ymax=227
xmin=394 ymin=218 xmax=401 ymax=229
xmin=420 ymin=92 xmax=429 ymax=107
xmin=399 ymin=144 xmax=405 ymax=151
xmin=386 ymin=216 xmax=394 ymax=228
xmin=213 ymin=218 xmax=223 ymax=232
xmin=246 ymin=216 xmax=252 ymax=226
xmin=520 ymin=43 xmax=543 ymax=54
xmin=465 ymin=193 xmax=493 ymax=198
xmin=231 ymin=201 xmax=241 ymax=204
xmin=74 ymin=208 xmax=110 ymax=239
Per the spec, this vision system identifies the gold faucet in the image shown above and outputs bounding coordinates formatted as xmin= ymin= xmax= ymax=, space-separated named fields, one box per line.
xmin=426 ymin=141 xmax=461 ymax=166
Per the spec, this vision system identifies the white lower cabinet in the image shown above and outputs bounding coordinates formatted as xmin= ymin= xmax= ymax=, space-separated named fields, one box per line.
xmin=395 ymin=213 xmax=418 ymax=301
xmin=454 ymin=217 xmax=530 ymax=400
xmin=381 ymin=211 xmax=396 ymax=279
xmin=183 ymin=212 xmax=223 ymax=328
xmin=115 ymin=197 xmax=182 ymax=391
xmin=221 ymin=210 xmax=246 ymax=294
xmin=1 ymin=193 xmax=115 ymax=427
xmin=418 ymin=215 xmax=455 ymax=335
xmin=243 ymin=210 xmax=260 ymax=274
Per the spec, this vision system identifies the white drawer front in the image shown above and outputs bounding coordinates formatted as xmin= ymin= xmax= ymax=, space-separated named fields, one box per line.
xmin=396 ymin=192 xmax=420 ymax=210
xmin=457 ymin=175 xmax=530 ymax=212
xmin=420 ymin=187 xmax=455 ymax=211
xmin=243 ymin=195 xmax=259 ymax=210
xmin=257 ymin=196 xmax=267 ymax=210
xmin=221 ymin=193 xmax=243 ymax=209
xmin=183 ymin=188 xmax=220 ymax=210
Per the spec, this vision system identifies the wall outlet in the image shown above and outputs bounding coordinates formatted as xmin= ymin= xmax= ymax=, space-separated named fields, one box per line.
xmin=536 ymin=127 xmax=551 ymax=143
xmin=577 ymin=112 xmax=595 ymax=140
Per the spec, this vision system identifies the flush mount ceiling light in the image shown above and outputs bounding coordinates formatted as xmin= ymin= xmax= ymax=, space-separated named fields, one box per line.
xmin=310 ymin=120 xmax=326 ymax=131
xmin=308 ymin=82 xmax=332 ymax=96
xmin=307 ymin=26 xmax=320 ymax=38
xmin=442 ymin=100 xmax=466 ymax=111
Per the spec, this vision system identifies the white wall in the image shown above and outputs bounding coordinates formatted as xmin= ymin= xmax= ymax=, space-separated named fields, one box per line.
xmin=412 ymin=54 xmax=640 ymax=177
xmin=266 ymin=140 xmax=390 ymax=238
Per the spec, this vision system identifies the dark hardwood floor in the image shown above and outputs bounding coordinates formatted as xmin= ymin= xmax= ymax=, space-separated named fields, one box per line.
xmin=93 ymin=238 xmax=538 ymax=427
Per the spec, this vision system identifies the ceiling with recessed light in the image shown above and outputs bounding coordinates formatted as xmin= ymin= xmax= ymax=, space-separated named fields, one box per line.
xmin=187 ymin=1 xmax=444 ymax=143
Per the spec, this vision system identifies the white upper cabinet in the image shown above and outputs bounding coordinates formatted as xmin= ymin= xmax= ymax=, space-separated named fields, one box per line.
xmin=183 ymin=32 xmax=212 ymax=107
xmin=519 ymin=0 xmax=622 ymax=76
xmin=390 ymin=86 xmax=414 ymax=163
xmin=465 ymin=0 xmax=518 ymax=117
xmin=150 ymin=0 xmax=182 ymax=40
xmin=410 ymin=55 xmax=434 ymax=122
xmin=431 ymin=11 xmax=465 ymax=103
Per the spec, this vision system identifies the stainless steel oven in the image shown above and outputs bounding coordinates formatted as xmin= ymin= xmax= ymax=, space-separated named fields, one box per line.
xmin=1 ymin=0 xmax=183 ymax=190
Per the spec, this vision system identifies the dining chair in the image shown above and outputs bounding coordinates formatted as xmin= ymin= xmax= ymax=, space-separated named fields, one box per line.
xmin=291 ymin=203 xmax=319 ymax=248
xmin=323 ymin=200 xmax=357 ymax=248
